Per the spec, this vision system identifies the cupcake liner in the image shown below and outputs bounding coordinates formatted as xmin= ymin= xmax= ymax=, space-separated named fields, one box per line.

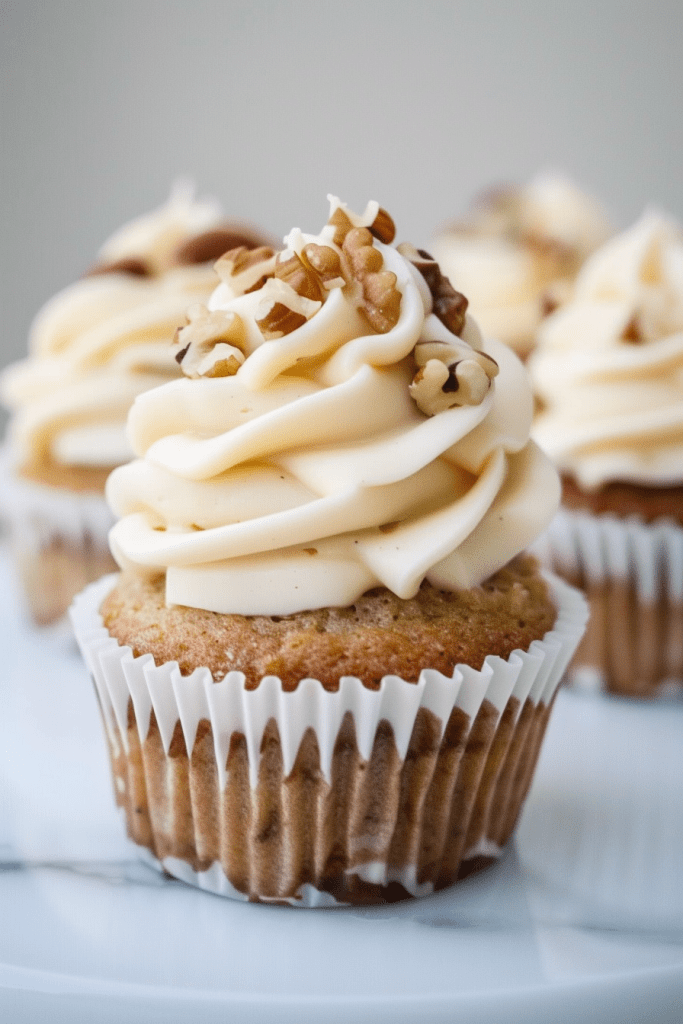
xmin=537 ymin=507 xmax=683 ymax=697
xmin=70 ymin=570 xmax=587 ymax=906
xmin=0 ymin=445 xmax=116 ymax=625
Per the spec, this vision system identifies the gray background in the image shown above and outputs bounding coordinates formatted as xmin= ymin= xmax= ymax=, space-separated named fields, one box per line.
xmin=1 ymin=0 xmax=682 ymax=378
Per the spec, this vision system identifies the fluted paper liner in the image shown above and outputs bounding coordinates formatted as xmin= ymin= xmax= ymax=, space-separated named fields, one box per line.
xmin=70 ymin=571 xmax=587 ymax=906
xmin=0 ymin=445 xmax=116 ymax=625
xmin=538 ymin=508 xmax=683 ymax=697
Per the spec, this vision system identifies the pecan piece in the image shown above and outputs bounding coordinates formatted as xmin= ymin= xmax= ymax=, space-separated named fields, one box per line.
xmin=173 ymin=303 xmax=247 ymax=378
xmin=254 ymin=276 xmax=322 ymax=340
xmin=214 ymin=245 xmax=277 ymax=295
xmin=342 ymin=227 xmax=401 ymax=334
xmin=398 ymin=242 xmax=469 ymax=336
xmin=410 ymin=337 xmax=498 ymax=416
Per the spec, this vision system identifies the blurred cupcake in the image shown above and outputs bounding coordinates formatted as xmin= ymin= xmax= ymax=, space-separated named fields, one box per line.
xmin=432 ymin=172 xmax=611 ymax=360
xmin=1 ymin=182 xmax=274 ymax=625
xmin=71 ymin=196 xmax=587 ymax=906
xmin=530 ymin=210 xmax=683 ymax=697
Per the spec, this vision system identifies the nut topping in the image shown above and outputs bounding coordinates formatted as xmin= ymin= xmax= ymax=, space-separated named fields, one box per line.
xmin=301 ymin=243 xmax=346 ymax=290
xmin=214 ymin=245 xmax=277 ymax=295
xmin=410 ymin=338 xmax=499 ymax=416
xmin=342 ymin=227 xmax=401 ymax=333
xmin=397 ymin=242 xmax=469 ymax=336
xmin=173 ymin=303 xmax=247 ymax=378
xmin=254 ymin=276 xmax=322 ymax=340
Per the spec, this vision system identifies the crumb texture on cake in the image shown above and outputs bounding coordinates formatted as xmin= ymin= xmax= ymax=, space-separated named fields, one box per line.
xmin=100 ymin=554 xmax=555 ymax=690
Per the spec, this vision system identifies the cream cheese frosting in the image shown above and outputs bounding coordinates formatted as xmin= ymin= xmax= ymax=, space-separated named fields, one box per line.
xmin=431 ymin=173 xmax=612 ymax=358
xmin=530 ymin=211 xmax=683 ymax=490
xmin=106 ymin=197 xmax=560 ymax=616
xmin=1 ymin=184 xmax=266 ymax=472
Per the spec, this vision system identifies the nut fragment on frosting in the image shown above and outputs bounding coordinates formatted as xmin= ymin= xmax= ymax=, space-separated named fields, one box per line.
xmin=529 ymin=210 xmax=683 ymax=489
xmin=173 ymin=304 xmax=247 ymax=378
xmin=107 ymin=195 xmax=560 ymax=617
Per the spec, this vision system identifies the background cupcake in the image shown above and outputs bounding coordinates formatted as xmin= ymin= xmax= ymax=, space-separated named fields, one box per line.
xmin=1 ymin=182 xmax=274 ymax=625
xmin=530 ymin=210 xmax=683 ymax=697
xmin=71 ymin=197 xmax=587 ymax=906
xmin=431 ymin=172 xmax=612 ymax=360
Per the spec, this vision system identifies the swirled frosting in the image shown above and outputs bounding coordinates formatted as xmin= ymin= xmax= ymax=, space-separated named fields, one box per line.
xmin=431 ymin=173 xmax=612 ymax=358
xmin=1 ymin=183 xmax=269 ymax=475
xmin=106 ymin=197 xmax=560 ymax=616
xmin=530 ymin=211 xmax=683 ymax=490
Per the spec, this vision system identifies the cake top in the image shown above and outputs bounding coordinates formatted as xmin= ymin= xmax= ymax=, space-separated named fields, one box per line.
xmin=1 ymin=183 xmax=272 ymax=475
xmin=107 ymin=196 xmax=560 ymax=616
xmin=530 ymin=210 xmax=683 ymax=489
xmin=431 ymin=172 xmax=612 ymax=358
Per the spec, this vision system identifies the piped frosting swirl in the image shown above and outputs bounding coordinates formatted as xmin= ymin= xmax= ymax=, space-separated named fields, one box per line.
xmin=1 ymin=183 xmax=271 ymax=473
xmin=530 ymin=211 xmax=683 ymax=490
xmin=107 ymin=197 xmax=560 ymax=616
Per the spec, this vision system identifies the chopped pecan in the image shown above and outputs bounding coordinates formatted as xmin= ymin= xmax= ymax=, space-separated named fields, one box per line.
xmin=327 ymin=200 xmax=395 ymax=246
xmin=342 ymin=227 xmax=401 ymax=333
xmin=397 ymin=243 xmax=468 ymax=335
xmin=273 ymin=252 xmax=325 ymax=303
xmin=214 ymin=245 xmax=277 ymax=295
xmin=173 ymin=303 xmax=247 ymax=378
xmin=410 ymin=337 xmax=498 ymax=415
xmin=254 ymin=277 xmax=322 ymax=340
xmin=300 ymin=243 xmax=346 ymax=290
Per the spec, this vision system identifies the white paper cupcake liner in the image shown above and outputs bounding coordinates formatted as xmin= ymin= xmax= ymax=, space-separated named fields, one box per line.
xmin=0 ymin=445 xmax=114 ymax=549
xmin=70 ymin=570 xmax=588 ymax=906
xmin=535 ymin=507 xmax=683 ymax=696
xmin=0 ymin=444 xmax=116 ymax=625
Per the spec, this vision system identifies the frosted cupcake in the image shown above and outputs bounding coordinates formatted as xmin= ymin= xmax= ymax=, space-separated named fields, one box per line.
xmin=432 ymin=172 xmax=611 ymax=359
xmin=530 ymin=210 xmax=683 ymax=697
xmin=70 ymin=197 xmax=587 ymax=906
xmin=1 ymin=183 xmax=273 ymax=625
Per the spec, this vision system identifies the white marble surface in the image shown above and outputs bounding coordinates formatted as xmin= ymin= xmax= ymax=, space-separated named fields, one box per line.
xmin=2 ymin=544 xmax=683 ymax=1024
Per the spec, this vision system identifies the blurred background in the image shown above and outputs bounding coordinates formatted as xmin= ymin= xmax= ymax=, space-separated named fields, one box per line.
xmin=1 ymin=0 xmax=682 ymax=386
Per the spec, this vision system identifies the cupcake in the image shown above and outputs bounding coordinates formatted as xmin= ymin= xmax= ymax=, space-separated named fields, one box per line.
xmin=431 ymin=172 xmax=611 ymax=360
xmin=1 ymin=182 xmax=273 ymax=625
xmin=70 ymin=196 xmax=587 ymax=906
xmin=530 ymin=210 xmax=683 ymax=697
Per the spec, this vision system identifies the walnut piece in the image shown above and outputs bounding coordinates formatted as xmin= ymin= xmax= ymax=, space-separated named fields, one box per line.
xmin=327 ymin=203 xmax=396 ymax=247
xmin=214 ymin=245 xmax=277 ymax=295
xmin=254 ymin=270 xmax=322 ymax=340
xmin=342 ymin=227 xmax=401 ymax=334
xmin=410 ymin=337 xmax=499 ymax=416
xmin=173 ymin=303 xmax=247 ymax=378
xmin=397 ymin=243 xmax=469 ymax=336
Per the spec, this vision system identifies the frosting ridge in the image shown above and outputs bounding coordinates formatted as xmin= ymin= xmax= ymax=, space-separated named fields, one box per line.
xmin=107 ymin=197 xmax=559 ymax=615
xmin=530 ymin=211 xmax=683 ymax=489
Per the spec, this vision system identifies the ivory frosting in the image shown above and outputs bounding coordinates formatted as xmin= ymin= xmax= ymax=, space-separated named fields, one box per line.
xmin=106 ymin=197 xmax=560 ymax=616
xmin=1 ymin=184 xmax=224 ymax=470
xmin=530 ymin=211 xmax=683 ymax=489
